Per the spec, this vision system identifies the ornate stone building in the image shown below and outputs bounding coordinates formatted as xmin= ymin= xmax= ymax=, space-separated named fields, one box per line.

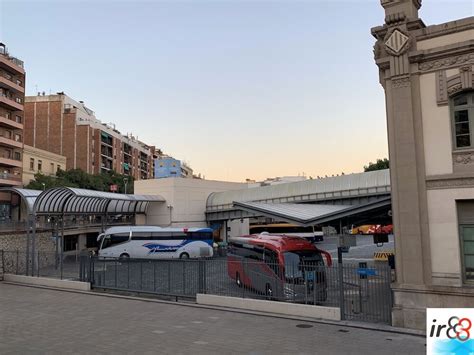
xmin=372 ymin=0 xmax=474 ymax=329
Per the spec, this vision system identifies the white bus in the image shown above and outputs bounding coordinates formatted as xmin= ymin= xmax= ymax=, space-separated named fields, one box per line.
xmin=97 ymin=226 xmax=214 ymax=259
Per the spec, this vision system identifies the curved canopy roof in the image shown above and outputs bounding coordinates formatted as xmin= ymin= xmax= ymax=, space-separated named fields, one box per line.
xmin=33 ymin=187 xmax=165 ymax=215
xmin=207 ymin=169 xmax=390 ymax=210
xmin=0 ymin=187 xmax=42 ymax=213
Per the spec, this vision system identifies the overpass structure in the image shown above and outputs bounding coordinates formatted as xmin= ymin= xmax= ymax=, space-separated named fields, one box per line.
xmin=206 ymin=169 xmax=392 ymax=228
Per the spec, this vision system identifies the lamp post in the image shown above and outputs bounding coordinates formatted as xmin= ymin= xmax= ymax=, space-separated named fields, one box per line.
xmin=123 ymin=177 xmax=128 ymax=194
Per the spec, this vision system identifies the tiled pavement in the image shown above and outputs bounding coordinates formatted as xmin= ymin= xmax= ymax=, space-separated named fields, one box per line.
xmin=0 ymin=283 xmax=425 ymax=354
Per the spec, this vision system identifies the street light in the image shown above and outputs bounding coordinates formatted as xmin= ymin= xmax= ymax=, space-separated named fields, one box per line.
xmin=42 ymin=183 xmax=46 ymax=191
xmin=123 ymin=177 xmax=129 ymax=194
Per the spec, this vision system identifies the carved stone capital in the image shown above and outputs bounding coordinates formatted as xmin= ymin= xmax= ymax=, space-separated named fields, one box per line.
xmin=392 ymin=76 xmax=411 ymax=88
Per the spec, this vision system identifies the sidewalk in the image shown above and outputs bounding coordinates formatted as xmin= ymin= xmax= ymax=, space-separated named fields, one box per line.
xmin=0 ymin=283 xmax=425 ymax=354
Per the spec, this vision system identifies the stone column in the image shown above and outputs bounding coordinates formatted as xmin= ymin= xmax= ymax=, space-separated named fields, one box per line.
xmin=372 ymin=0 xmax=432 ymax=327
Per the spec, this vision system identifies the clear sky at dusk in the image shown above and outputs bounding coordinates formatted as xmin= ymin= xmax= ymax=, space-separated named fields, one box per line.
xmin=0 ymin=0 xmax=472 ymax=181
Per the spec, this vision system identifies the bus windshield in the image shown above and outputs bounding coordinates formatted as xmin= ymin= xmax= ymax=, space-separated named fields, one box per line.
xmin=283 ymin=251 xmax=323 ymax=279
xmin=101 ymin=233 xmax=129 ymax=250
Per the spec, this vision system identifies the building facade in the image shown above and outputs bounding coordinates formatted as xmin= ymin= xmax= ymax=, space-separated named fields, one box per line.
xmin=154 ymin=156 xmax=193 ymax=179
xmin=22 ymin=144 xmax=67 ymax=185
xmin=0 ymin=43 xmax=25 ymax=187
xmin=24 ymin=93 xmax=156 ymax=180
xmin=134 ymin=178 xmax=247 ymax=240
xmin=372 ymin=0 xmax=474 ymax=329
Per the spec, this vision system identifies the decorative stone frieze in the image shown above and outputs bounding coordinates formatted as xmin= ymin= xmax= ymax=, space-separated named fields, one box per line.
xmin=418 ymin=54 xmax=474 ymax=72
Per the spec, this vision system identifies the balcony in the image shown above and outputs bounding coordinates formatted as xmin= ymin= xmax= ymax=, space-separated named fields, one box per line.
xmin=0 ymin=70 xmax=24 ymax=94
xmin=0 ymin=156 xmax=22 ymax=168
xmin=0 ymin=93 xmax=23 ymax=111
xmin=0 ymin=52 xmax=25 ymax=75
xmin=0 ymin=171 xmax=22 ymax=186
xmin=0 ymin=135 xmax=22 ymax=149
xmin=0 ymin=114 xmax=22 ymax=130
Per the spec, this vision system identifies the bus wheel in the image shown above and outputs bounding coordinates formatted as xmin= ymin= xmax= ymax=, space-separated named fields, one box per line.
xmin=119 ymin=253 xmax=129 ymax=259
xmin=236 ymin=272 xmax=242 ymax=287
xmin=265 ymin=284 xmax=273 ymax=300
xmin=179 ymin=252 xmax=190 ymax=259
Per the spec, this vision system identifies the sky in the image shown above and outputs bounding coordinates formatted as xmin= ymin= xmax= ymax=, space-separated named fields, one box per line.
xmin=0 ymin=0 xmax=472 ymax=182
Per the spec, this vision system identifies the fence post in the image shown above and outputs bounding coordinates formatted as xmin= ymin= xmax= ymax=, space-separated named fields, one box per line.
xmin=1 ymin=250 xmax=4 ymax=279
xmin=168 ymin=262 xmax=171 ymax=293
xmin=198 ymin=259 xmax=205 ymax=294
xmin=37 ymin=251 xmax=40 ymax=277
xmin=337 ymin=247 xmax=345 ymax=320
xmin=16 ymin=250 xmax=18 ymax=275
xmin=89 ymin=255 xmax=94 ymax=284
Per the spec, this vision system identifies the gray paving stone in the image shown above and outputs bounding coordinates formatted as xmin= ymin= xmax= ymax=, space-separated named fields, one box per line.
xmin=0 ymin=283 xmax=425 ymax=354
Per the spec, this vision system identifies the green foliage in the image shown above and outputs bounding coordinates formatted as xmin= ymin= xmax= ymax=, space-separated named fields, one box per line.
xmin=364 ymin=158 xmax=389 ymax=172
xmin=25 ymin=169 xmax=134 ymax=193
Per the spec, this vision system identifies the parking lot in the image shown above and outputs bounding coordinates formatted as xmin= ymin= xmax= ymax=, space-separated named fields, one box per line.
xmin=316 ymin=234 xmax=394 ymax=264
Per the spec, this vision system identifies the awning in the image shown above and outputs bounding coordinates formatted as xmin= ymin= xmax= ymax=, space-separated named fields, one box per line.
xmin=33 ymin=187 xmax=165 ymax=216
xmin=233 ymin=197 xmax=392 ymax=226
xmin=0 ymin=187 xmax=42 ymax=214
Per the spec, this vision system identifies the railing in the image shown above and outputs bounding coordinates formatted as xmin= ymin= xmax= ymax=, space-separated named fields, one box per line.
xmin=0 ymin=113 xmax=22 ymax=125
xmin=0 ymin=218 xmax=131 ymax=233
xmin=2 ymin=250 xmax=82 ymax=280
xmin=0 ymin=250 xmax=393 ymax=324
xmin=89 ymin=257 xmax=392 ymax=324
xmin=0 ymin=172 xmax=22 ymax=182
xmin=0 ymin=49 xmax=24 ymax=68
xmin=0 ymin=70 xmax=23 ymax=87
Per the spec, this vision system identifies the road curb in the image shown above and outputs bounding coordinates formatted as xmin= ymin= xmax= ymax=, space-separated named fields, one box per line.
xmin=1 ymin=281 xmax=425 ymax=337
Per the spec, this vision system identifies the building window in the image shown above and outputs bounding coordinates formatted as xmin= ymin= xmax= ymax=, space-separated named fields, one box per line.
xmin=15 ymin=115 xmax=21 ymax=123
xmin=57 ymin=165 xmax=61 ymax=173
xmin=50 ymin=163 xmax=54 ymax=174
xmin=38 ymin=160 xmax=42 ymax=172
xmin=14 ymin=151 xmax=20 ymax=161
xmin=457 ymin=201 xmax=474 ymax=283
xmin=453 ymin=92 xmax=474 ymax=149
xmin=30 ymin=158 xmax=34 ymax=170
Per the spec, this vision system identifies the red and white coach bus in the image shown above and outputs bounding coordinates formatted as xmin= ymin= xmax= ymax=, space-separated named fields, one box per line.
xmin=227 ymin=233 xmax=332 ymax=303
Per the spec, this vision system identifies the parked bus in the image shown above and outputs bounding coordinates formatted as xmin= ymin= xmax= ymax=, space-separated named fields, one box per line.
xmin=227 ymin=234 xmax=332 ymax=303
xmin=249 ymin=223 xmax=324 ymax=242
xmin=97 ymin=226 xmax=214 ymax=259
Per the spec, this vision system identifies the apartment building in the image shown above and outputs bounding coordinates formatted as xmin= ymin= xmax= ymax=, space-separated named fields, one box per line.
xmin=154 ymin=156 xmax=193 ymax=179
xmin=22 ymin=144 xmax=67 ymax=185
xmin=24 ymin=93 xmax=156 ymax=180
xmin=0 ymin=43 xmax=25 ymax=187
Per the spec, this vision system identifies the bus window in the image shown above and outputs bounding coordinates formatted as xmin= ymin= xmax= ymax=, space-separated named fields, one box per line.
xmin=101 ymin=233 xmax=129 ymax=249
xmin=283 ymin=251 xmax=324 ymax=279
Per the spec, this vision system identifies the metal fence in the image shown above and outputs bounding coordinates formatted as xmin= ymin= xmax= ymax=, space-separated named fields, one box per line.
xmin=1 ymin=250 xmax=82 ymax=280
xmin=0 ymin=250 xmax=392 ymax=324
xmin=86 ymin=257 xmax=392 ymax=324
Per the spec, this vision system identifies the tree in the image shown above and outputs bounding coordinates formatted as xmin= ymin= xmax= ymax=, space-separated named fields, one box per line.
xmin=26 ymin=168 xmax=135 ymax=193
xmin=364 ymin=158 xmax=389 ymax=172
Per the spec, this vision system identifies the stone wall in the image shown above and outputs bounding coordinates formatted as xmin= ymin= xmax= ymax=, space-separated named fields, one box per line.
xmin=0 ymin=232 xmax=56 ymax=253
